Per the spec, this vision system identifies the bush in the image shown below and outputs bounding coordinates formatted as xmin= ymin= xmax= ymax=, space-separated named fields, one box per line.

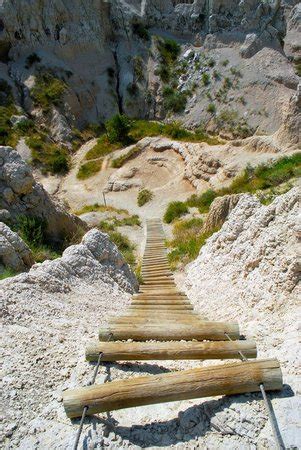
xmin=26 ymin=135 xmax=70 ymax=174
xmin=132 ymin=22 xmax=150 ymax=41
xmin=168 ymin=227 xmax=218 ymax=268
xmin=222 ymin=59 xmax=229 ymax=66
xmin=164 ymin=201 xmax=188 ymax=223
xmin=137 ymin=189 xmax=153 ymax=207
xmin=207 ymin=103 xmax=216 ymax=113
xmin=163 ymin=87 xmax=187 ymax=113
xmin=105 ymin=114 xmax=132 ymax=144
xmin=25 ymin=53 xmax=41 ymax=68
xmin=16 ymin=215 xmax=45 ymax=247
xmin=157 ymin=37 xmax=180 ymax=65
xmin=77 ymin=159 xmax=103 ymax=180
xmin=186 ymin=189 xmax=218 ymax=213
xmin=202 ymin=73 xmax=210 ymax=86
xmin=155 ymin=64 xmax=171 ymax=83
xmin=31 ymin=73 xmax=66 ymax=110
xmin=164 ymin=121 xmax=190 ymax=139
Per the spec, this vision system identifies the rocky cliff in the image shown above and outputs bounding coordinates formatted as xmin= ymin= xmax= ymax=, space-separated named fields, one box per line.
xmin=0 ymin=0 xmax=300 ymax=139
xmin=0 ymin=146 xmax=86 ymax=243
xmin=185 ymin=187 xmax=300 ymax=447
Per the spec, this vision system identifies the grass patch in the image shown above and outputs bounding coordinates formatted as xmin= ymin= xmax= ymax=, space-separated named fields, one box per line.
xmin=164 ymin=201 xmax=188 ymax=223
xmin=185 ymin=153 xmax=301 ymax=213
xmin=14 ymin=215 xmax=61 ymax=263
xmin=85 ymin=135 xmax=121 ymax=161
xmin=26 ymin=134 xmax=70 ymax=174
xmin=167 ymin=217 xmax=217 ymax=268
xmin=186 ymin=189 xmax=218 ymax=213
xmin=77 ymin=159 xmax=103 ymax=180
xmin=75 ymin=203 xmax=128 ymax=215
xmin=111 ymin=146 xmax=140 ymax=168
xmin=137 ymin=189 xmax=153 ymax=207
xmin=0 ymin=268 xmax=19 ymax=280
xmin=113 ymin=215 xmax=141 ymax=227
xmin=31 ymin=72 xmax=66 ymax=110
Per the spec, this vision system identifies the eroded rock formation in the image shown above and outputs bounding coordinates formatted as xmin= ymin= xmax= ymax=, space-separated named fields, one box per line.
xmin=0 ymin=146 xmax=86 ymax=242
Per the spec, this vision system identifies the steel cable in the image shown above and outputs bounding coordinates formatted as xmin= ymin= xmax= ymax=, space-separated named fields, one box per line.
xmin=224 ymin=332 xmax=285 ymax=449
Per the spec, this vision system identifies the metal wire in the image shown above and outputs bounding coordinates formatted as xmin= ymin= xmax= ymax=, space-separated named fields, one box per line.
xmin=224 ymin=332 xmax=285 ymax=449
xmin=73 ymin=333 xmax=113 ymax=450
xmin=73 ymin=352 xmax=103 ymax=450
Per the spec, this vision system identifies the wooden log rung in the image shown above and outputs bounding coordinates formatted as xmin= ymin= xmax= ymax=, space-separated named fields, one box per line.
xmin=99 ymin=321 xmax=239 ymax=341
xmin=86 ymin=340 xmax=257 ymax=361
xmin=63 ymin=359 xmax=282 ymax=418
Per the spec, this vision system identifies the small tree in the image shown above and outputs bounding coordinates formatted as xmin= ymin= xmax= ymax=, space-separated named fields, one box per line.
xmin=105 ymin=114 xmax=132 ymax=144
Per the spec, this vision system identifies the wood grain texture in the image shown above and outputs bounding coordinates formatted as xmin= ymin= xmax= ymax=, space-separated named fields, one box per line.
xmin=86 ymin=340 xmax=257 ymax=361
xmin=63 ymin=359 xmax=282 ymax=418
xmin=98 ymin=321 xmax=239 ymax=341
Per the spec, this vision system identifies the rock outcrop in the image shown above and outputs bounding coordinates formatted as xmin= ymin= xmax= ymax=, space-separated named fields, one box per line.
xmin=202 ymin=193 xmax=242 ymax=232
xmin=185 ymin=187 xmax=301 ymax=448
xmin=0 ymin=221 xmax=34 ymax=273
xmin=1 ymin=228 xmax=137 ymax=447
xmin=0 ymin=0 xmax=299 ymax=135
xmin=0 ymin=146 xmax=87 ymax=243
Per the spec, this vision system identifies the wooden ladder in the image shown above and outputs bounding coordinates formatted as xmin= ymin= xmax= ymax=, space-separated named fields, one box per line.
xmin=63 ymin=219 xmax=282 ymax=418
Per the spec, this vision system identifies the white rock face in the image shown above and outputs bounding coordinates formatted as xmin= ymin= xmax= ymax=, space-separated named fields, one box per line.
xmin=1 ymin=228 xmax=138 ymax=446
xmin=0 ymin=146 xmax=86 ymax=241
xmin=0 ymin=221 xmax=34 ymax=272
xmin=185 ymin=187 xmax=301 ymax=448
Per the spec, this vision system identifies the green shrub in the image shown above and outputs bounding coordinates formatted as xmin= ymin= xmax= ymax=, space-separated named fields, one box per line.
xmin=186 ymin=189 xmax=218 ymax=213
xmin=168 ymin=227 xmax=218 ymax=268
xmin=114 ymin=215 xmax=141 ymax=227
xmin=31 ymin=73 xmax=66 ymax=110
xmin=164 ymin=121 xmax=190 ymax=139
xmin=223 ymin=77 xmax=232 ymax=89
xmin=222 ymin=59 xmax=229 ymax=66
xmin=15 ymin=118 xmax=34 ymax=133
xmin=164 ymin=201 xmax=188 ymax=223
xmin=155 ymin=64 xmax=171 ymax=82
xmin=77 ymin=159 xmax=103 ymax=180
xmin=137 ymin=189 xmax=153 ymax=207
xmin=132 ymin=22 xmax=150 ymax=41
xmin=25 ymin=53 xmax=41 ymax=68
xmin=26 ymin=135 xmax=70 ymax=174
xmin=202 ymin=72 xmax=210 ymax=86
xmin=213 ymin=70 xmax=221 ymax=80
xmin=105 ymin=114 xmax=132 ymax=144
xmin=163 ymin=87 xmax=187 ymax=113
xmin=111 ymin=146 xmax=140 ymax=168
xmin=133 ymin=56 xmax=144 ymax=82
xmin=157 ymin=37 xmax=181 ymax=65
xmin=207 ymin=103 xmax=216 ymax=113
xmin=208 ymin=58 xmax=215 ymax=67
xmin=0 ymin=268 xmax=18 ymax=280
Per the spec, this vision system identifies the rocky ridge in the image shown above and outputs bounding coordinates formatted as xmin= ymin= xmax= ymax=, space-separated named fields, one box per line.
xmin=0 ymin=0 xmax=300 ymax=139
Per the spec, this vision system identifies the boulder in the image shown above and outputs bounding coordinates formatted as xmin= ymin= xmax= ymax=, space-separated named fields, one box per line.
xmin=203 ymin=194 xmax=243 ymax=232
xmin=0 ymin=221 xmax=34 ymax=272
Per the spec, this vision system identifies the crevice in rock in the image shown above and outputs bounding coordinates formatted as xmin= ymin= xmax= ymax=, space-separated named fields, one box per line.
xmin=112 ymin=48 xmax=123 ymax=114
